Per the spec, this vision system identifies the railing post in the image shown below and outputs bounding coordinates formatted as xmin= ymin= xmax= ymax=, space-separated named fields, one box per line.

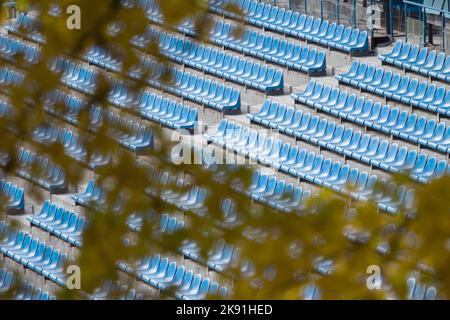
xmin=423 ymin=7 xmax=427 ymax=47
xmin=389 ymin=0 xmax=394 ymax=39
xmin=404 ymin=2 xmax=408 ymax=43
xmin=320 ymin=0 xmax=323 ymax=19
xmin=370 ymin=0 xmax=375 ymax=39
xmin=442 ymin=14 xmax=446 ymax=53
xmin=336 ymin=0 xmax=340 ymax=23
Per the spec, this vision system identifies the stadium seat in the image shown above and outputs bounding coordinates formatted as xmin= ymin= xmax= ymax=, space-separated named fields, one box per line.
xmin=84 ymin=45 xmax=123 ymax=72
xmin=406 ymin=277 xmax=437 ymax=300
xmin=89 ymin=280 xmax=144 ymax=300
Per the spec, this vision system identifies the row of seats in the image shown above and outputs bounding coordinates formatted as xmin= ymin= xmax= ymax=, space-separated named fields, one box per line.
xmin=0 ymin=147 xmax=67 ymax=193
xmin=2 ymin=219 xmax=143 ymax=300
xmin=205 ymin=119 xmax=415 ymax=214
xmin=5 ymin=13 xmax=44 ymax=43
xmin=149 ymin=173 xmax=241 ymax=229
xmin=128 ymin=212 xmax=184 ymax=233
xmin=209 ymin=21 xmax=326 ymax=73
xmin=0 ymin=90 xmax=154 ymax=153
xmin=0 ymin=267 xmax=55 ymax=300
xmin=118 ymin=254 xmax=229 ymax=300
xmin=0 ymin=67 xmax=24 ymax=88
xmin=299 ymin=275 xmax=437 ymax=300
xmin=207 ymin=0 xmax=369 ymax=53
xmin=292 ymin=80 xmax=450 ymax=154
xmin=0 ymin=226 xmax=67 ymax=287
xmin=336 ymin=61 xmax=450 ymax=117
xmin=154 ymin=29 xmax=285 ymax=92
xmin=380 ymin=41 xmax=450 ymax=82
xmin=71 ymin=180 xmax=123 ymax=212
xmin=234 ymin=170 xmax=312 ymax=213
xmin=0 ymin=33 xmax=40 ymax=65
xmin=131 ymin=57 xmax=241 ymax=111
xmin=54 ymin=51 xmax=240 ymax=114
xmin=84 ymin=45 xmax=123 ymax=73
xmin=88 ymin=280 xmax=144 ymax=300
xmin=44 ymin=85 xmax=198 ymax=131
xmin=108 ymin=80 xmax=198 ymax=129
xmin=98 ymin=113 xmax=154 ymax=152
xmin=0 ymin=179 xmax=24 ymax=214
xmin=249 ymin=100 xmax=449 ymax=184
xmin=139 ymin=17 xmax=326 ymax=73
xmin=406 ymin=277 xmax=437 ymax=300
xmin=50 ymin=57 xmax=99 ymax=94
xmin=32 ymin=125 xmax=112 ymax=171
xmin=27 ymin=201 xmax=85 ymax=247
xmin=6 ymin=10 xmax=283 ymax=95
xmin=180 ymin=239 xmax=241 ymax=275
